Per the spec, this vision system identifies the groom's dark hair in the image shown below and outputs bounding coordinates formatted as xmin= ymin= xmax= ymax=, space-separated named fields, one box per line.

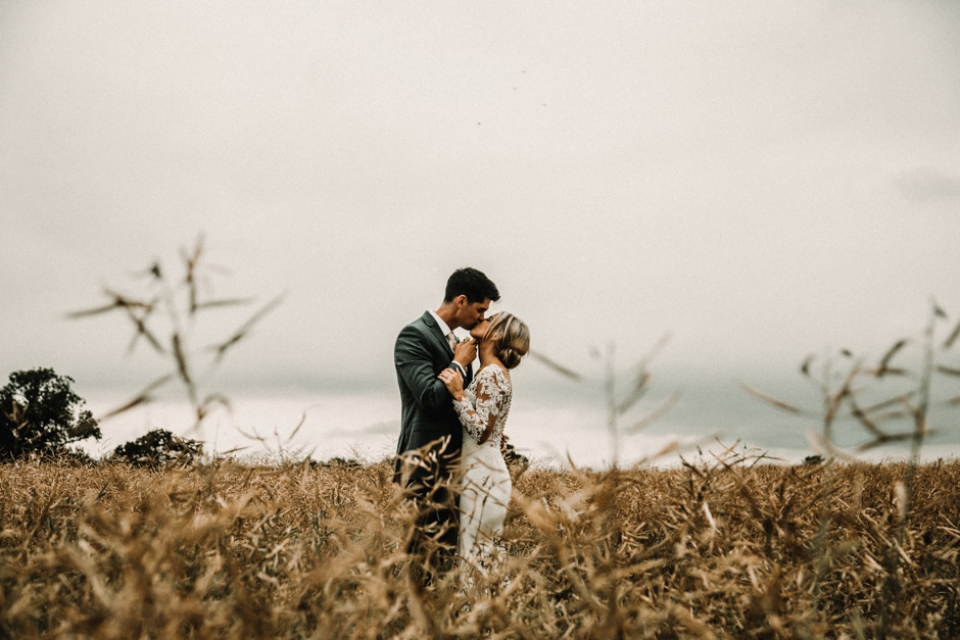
xmin=444 ymin=268 xmax=500 ymax=304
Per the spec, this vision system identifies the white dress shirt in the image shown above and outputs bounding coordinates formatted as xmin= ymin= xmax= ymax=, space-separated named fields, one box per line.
xmin=429 ymin=310 xmax=468 ymax=378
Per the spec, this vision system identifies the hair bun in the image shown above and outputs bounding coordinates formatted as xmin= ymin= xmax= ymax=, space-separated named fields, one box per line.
xmin=499 ymin=347 xmax=522 ymax=369
xmin=487 ymin=311 xmax=530 ymax=370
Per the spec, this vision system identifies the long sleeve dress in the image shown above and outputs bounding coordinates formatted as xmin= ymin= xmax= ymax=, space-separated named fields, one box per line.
xmin=452 ymin=364 xmax=513 ymax=576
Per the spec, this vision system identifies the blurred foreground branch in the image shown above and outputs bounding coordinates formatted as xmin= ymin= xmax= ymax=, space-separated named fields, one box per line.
xmin=69 ymin=235 xmax=283 ymax=431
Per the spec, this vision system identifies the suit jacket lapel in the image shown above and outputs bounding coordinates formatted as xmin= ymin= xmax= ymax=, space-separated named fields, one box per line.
xmin=423 ymin=312 xmax=472 ymax=386
xmin=421 ymin=311 xmax=454 ymax=355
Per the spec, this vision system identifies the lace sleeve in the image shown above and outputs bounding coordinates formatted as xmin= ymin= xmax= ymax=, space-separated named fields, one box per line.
xmin=453 ymin=368 xmax=509 ymax=445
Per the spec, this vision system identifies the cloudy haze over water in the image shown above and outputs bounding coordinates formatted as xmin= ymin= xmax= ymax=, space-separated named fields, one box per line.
xmin=2 ymin=2 xmax=960 ymax=465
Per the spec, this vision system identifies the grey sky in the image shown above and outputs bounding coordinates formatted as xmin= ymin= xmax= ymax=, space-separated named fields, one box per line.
xmin=2 ymin=1 xmax=959 ymax=402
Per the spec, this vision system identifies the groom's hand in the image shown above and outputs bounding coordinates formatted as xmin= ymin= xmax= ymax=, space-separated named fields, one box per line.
xmin=453 ymin=337 xmax=477 ymax=368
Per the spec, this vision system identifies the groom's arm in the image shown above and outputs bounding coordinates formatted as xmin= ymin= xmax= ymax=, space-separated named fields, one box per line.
xmin=395 ymin=325 xmax=453 ymax=411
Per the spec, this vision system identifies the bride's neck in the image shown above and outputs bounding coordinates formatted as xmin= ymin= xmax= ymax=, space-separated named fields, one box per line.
xmin=478 ymin=341 xmax=499 ymax=368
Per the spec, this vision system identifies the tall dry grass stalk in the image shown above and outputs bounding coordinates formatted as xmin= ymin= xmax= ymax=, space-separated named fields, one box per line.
xmin=741 ymin=300 xmax=960 ymax=638
xmin=2 ymin=453 xmax=958 ymax=638
xmin=69 ymin=236 xmax=283 ymax=433
xmin=531 ymin=335 xmax=679 ymax=469
xmin=38 ymin=245 xmax=958 ymax=638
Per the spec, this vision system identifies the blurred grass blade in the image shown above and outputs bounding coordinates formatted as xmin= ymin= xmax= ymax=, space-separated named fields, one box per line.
xmin=99 ymin=373 xmax=174 ymax=420
xmin=528 ymin=350 xmax=580 ymax=380
xmin=183 ymin=236 xmax=204 ymax=315
xmin=857 ymin=432 xmax=916 ymax=451
xmin=210 ymin=293 xmax=286 ymax=362
xmin=876 ymin=339 xmax=907 ymax=377
xmin=66 ymin=302 xmax=123 ymax=318
xmin=635 ymin=332 xmax=671 ymax=374
xmin=850 ymin=400 xmax=891 ymax=440
xmin=800 ymin=354 xmax=815 ymax=376
xmin=219 ymin=446 xmax=249 ymax=455
xmin=943 ymin=318 xmax=960 ymax=349
xmin=193 ymin=297 xmax=255 ymax=310
xmin=739 ymin=382 xmax=802 ymax=414
xmin=201 ymin=392 xmax=232 ymax=409
xmin=67 ymin=290 xmax=153 ymax=318
xmin=288 ymin=412 xmax=308 ymax=443
xmin=623 ymin=393 xmax=679 ymax=434
xmin=616 ymin=371 xmax=652 ymax=415
xmin=124 ymin=306 xmax=165 ymax=354
xmin=172 ymin=333 xmax=192 ymax=385
xmin=615 ymin=383 xmax=647 ymax=415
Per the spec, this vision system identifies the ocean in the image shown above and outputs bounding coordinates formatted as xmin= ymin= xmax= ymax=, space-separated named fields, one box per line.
xmin=79 ymin=377 xmax=960 ymax=469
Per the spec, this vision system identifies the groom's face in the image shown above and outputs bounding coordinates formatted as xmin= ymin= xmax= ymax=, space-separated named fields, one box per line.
xmin=453 ymin=296 xmax=491 ymax=330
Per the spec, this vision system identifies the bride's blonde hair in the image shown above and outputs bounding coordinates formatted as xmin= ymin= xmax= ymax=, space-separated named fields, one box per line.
xmin=484 ymin=313 xmax=530 ymax=369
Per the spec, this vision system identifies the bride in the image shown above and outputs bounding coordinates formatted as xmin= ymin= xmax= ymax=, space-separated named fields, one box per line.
xmin=437 ymin=312 xmax=530 ymax=580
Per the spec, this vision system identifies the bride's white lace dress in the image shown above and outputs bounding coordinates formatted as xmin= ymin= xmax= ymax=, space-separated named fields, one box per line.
xmin=453 ymin=364 xmax=512 ymax=576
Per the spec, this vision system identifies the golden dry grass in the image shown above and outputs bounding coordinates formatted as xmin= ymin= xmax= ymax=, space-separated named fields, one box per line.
xmin=1 ymin=456 xmax=959 ymax=639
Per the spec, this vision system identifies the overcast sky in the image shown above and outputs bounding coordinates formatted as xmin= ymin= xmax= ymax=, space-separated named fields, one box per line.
xmin=2 ymin=1 xmax=959 ymax=405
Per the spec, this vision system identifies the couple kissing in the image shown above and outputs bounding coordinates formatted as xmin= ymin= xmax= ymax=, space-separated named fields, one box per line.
xmin=393 ymin=267 xmax=530 ymax=590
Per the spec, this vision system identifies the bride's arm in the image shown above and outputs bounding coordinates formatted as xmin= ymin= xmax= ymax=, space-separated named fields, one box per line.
xmin=444 ymin=372 xmax=503 ymax=445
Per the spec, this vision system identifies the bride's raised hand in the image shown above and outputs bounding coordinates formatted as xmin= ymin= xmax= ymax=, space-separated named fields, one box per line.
xmin=437 ymin=367 xmax=465 ymax=399
xmin=453 ymin=337 xmax=477 ymax=368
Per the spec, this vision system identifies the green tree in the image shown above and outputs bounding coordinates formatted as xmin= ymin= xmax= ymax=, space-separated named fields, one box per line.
xmin=0 ymin=368 xmax=101 ymax=459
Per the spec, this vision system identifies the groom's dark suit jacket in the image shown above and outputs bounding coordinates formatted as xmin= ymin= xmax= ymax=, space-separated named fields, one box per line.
xmin=394 ymin=311 xmax=474 ymax=485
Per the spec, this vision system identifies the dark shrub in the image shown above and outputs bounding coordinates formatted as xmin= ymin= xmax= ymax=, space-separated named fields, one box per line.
xmin=113 ymin=428 xmax=203 ymax=467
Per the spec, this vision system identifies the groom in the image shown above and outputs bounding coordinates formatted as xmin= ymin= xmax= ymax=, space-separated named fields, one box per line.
xmin=394 ymin=267 xmax=500 ymax=582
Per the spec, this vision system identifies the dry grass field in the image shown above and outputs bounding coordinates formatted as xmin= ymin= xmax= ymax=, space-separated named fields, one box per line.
xmin=2 ymin=455 xmax=959 ymax=640
xmin=7 ymin=235 xmax=949 ymax=637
